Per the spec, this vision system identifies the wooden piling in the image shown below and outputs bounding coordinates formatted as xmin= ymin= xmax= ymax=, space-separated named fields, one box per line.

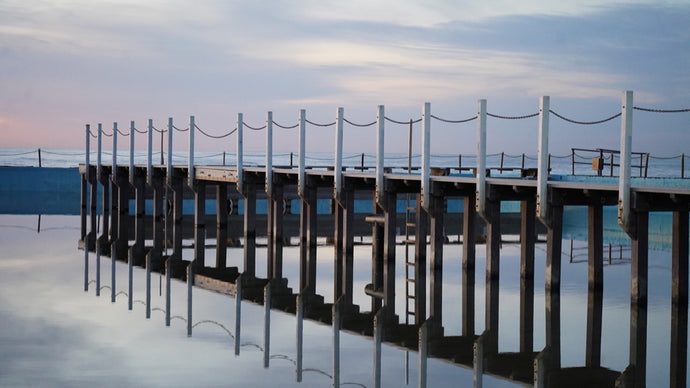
xmin=216 ymin=184 xmax=228 ymax=268
xmin=545 ymin=204 xmax=563 ymax=370
xmin=415 ymin=193 xmax=429 ymax=326
xmin=629 ymin=210 xmax=649 ymax=385
xmin=194 ymin=182 xmax=206 ymax=273
xmin=243 ymin=181 xmax=256 ymax=277
xmin=520 ymin=198 xmax=536 ymax=353
xmin=429 ymin=194 xmax=445 ymax=331
xmin=383 ymin=191 xmax=397 ymax=317
xmin=586 ymin=204 xmax=604 ymax=367
xmin=463 ymin=194 xmax=477 ymax=337
xmin=671 ymin=210 xmax=689 ymax=388
xmin=484 ymin=200 xmax=501 ymax=355
xmin=299 ymin=185 xmax=317 ymax=294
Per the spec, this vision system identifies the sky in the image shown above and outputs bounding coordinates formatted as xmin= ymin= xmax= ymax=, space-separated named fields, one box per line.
xmin=1 ymin=0 xmax=689 ymax=156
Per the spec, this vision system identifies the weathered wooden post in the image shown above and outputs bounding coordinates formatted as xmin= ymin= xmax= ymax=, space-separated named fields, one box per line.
xmin=520 ymin=198 xmax=536 ymax=353
xmin=376 ymin=105 xmax=385 ymax=206
xmin=112 ymin=122 xmax=118 ymax=182
xmin=421 ymin=102 xmax=431 ymax=210
xmin=129 ymin=121 xmax=135 ymax=185
xmin=147 ymin=119 xmax=153 ymax=184
xmin=334 ymin=107 xmax=344 ymax=201
xmin=266 ymin=111 xmax=273 ymax=197
xmin=537 ymin=96 xmax=550 ymax=222
xmin=188 ymin=115 xmax=195 ymax=188
xmin=166 ymin=118 xmax=173 ymax=186
xmin=476 ymin=100 xmax=487 ymax=218
xmin=298 ymin=109 xmax=306 ymax=197
xmin=462 ymin=193 xmax=477 ymax=337
xmin=618 ymin=90 xmax=633 ymax=231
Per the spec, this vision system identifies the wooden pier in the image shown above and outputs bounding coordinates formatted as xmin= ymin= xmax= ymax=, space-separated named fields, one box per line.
xmin=79 ymin=92 xmax=689 ymax=387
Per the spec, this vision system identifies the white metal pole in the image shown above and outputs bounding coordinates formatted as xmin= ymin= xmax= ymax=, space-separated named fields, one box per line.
xmin=376 ymin=105 xmax=385 ymax=205
xmin=537 ymin=96 xmax=550 ymax=223
xmin=188 ymin=115 xmax=195 ymax=187
xmin=266 ymin=111 xmax=273 ymax=196
xmin=618 ymin=90 xmax=634 ymax=231
xmin=334 ymin=107 xmax=344 ymax=202
xmin=298 ymin=109 xmax=306 ymax=197
xmin=129 ymin=121 xmax=135 ymax=185
xmin=112 ymin=122 xmax=118 ymax=182
xmin=147 ymin=119 xmax=153 ymax=185
xmin=167 ymin=117 xmax=173 ymax=186
xmin=421 ymin=102 xmax=431 ymax=210
xmin=85 ymin=124 xmax=91 ymax=181
xmin=97 ymin=123 xmax=102 ymax=181
xmin=476 ymin=100 xmax=487 ymax=218
xmin=237 ymin=113 xmax=244 ymax=194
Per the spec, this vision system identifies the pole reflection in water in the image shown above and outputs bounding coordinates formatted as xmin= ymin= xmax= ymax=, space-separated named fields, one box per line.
xmin=69 ymin=211 xmax=690 ymax=387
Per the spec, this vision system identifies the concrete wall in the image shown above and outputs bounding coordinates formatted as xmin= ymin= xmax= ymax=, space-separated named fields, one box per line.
xmin=0 ymin=167 xmax=81 ymax=214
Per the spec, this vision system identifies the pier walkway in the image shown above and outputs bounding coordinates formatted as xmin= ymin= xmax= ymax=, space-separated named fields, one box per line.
xmin=79 ymin=92 xmax=689 ymax=387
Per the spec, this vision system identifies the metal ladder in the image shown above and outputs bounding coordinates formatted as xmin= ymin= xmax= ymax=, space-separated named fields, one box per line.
xmin=404 ymin=194 xmax=416 ymax=325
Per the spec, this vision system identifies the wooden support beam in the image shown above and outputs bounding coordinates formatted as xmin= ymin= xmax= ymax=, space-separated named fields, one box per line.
xmin=151 ymin=178 xmax=164 ymax=263
xmin=586 ymin=205 xmax=604 ymax=367
xmin=243 ymin=181 xmax=256 ymax=277
xmin=383 ymin=191 xmax=397 ymax=317
xmin=116 ymin=174 xmax=130 ymax=258
xmin=132 ymin=172 xmax=145 ymax=264
xmin=334 ymin=194 xmax=344 ymax=302
xmin=463 ymin=193 xmax=477 ymax=337
xmin=429 ymin=194 xmax=445 ymax=331
xmin=299 ymin=185 xmax=318 ymax=293
xmin=629 ymin=210 xmax=648 ymax=385
xmin=371 ymin=194 xmax=384 ymax=312
xmin=80 ymin=173 xmax=87 ymax=241
xmin=520 ymin=198 xmax=536 ymax=353
xmin=546 ymin=204 xmax=563 ymax=370
xmin=342 ymin=187 xmax=355 ymax=306
xmin=193 ymin=182 xmax=206 ymax=273
xmin=671 ymin=210 xmax=688 ymax=388
xmin=99 ymin=169 xmax=110 ymax=253
xmin=216 ymin=184 xmax=228 ymax=268
xmin=484 ymin=200 xmax=501 ymax=355
xmin=270 ymin=185 xmax=284 ymax=280
xmin=172 ymin=177 xmax=184 ymax=261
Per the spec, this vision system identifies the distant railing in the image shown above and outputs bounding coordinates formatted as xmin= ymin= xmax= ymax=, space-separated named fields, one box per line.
xmin=571 ymin=148 xmax=650 ymax=178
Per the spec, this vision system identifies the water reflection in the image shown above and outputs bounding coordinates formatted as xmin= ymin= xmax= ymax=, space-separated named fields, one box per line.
xmin=78 ymin=231 xmax=689 ymax=387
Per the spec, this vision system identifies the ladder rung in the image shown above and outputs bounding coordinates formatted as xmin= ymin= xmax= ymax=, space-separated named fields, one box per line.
xmin=406 ymin=311 xmax=415 ymax=316
xmin=404 ymin=239 xmax=416 ymax=245
xmin=406 ymin=295 xmax=416 ymax=300
xmin=406 ymin=222 xmax=416 ymax=227
xmin=405 ymin=262 xmax=415 ymax=267
xmin=406 ymin=278 xmax=415 ymax=283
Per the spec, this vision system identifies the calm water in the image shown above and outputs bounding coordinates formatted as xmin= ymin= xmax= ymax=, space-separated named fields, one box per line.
xmin=0 ymin=214 xmax=686 ymax=387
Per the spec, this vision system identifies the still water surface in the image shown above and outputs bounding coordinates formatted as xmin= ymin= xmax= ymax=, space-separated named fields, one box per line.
xmin=0 ymin=215 xmax=685 ymax=387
